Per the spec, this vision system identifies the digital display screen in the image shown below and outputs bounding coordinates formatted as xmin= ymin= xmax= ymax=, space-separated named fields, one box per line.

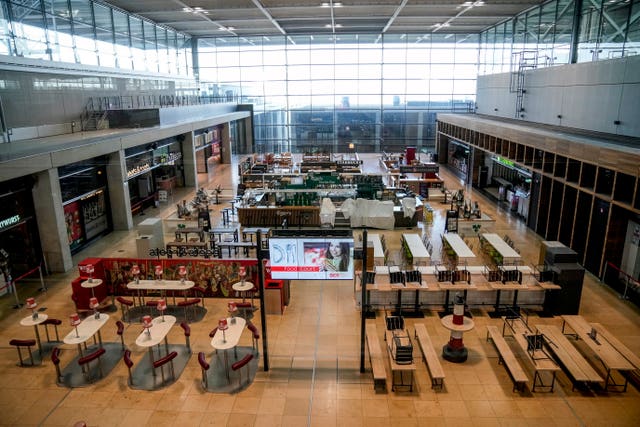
xmin=269 ymin=238 xmax=354 ymax=280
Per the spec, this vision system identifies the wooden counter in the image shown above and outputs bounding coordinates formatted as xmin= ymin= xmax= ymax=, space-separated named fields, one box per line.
xmin=237 ymin=206 xmax=320 ymax=227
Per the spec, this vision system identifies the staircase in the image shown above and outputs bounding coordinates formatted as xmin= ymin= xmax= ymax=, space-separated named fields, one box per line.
xmin=81 ymin=111 xmax=107 ymax=131
xmin=333 ymin=211 xmax=351 ymax=228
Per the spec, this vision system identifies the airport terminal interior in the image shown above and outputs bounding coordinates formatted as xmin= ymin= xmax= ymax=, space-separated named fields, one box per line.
xmin=0 ymin=154 xmax=638 ymax=427
xmin=0 ymin=1 xmax=639 ymax=426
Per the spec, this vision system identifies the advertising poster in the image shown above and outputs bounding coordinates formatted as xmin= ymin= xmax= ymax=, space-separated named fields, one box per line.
xmin=269 ymin=238 xmax=353 ymax=280
xmin=64 ymin=201 xmax=84 ymax=250
xmin=268 ymin=238 xmax=299 ymax=279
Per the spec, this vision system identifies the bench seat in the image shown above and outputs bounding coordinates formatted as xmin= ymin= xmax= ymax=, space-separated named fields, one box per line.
xmin=414 ymin=323 xmax=445 ymax=389
xmin=486 ymin=325 xmax=529 ymax=392
xmin=365 ymin=323 xmax=387 ymax=392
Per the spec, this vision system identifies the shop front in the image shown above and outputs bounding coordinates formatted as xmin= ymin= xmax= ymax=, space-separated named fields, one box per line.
xmin=0 ymin=177 xmax=43 ymax=288
xmin=59 ymin=159 xmax=112 ymax=254
xmin=195 ymin=125 xmax=222 ymax=174
xmin=125 ymin=137 xmax=184 ymax=214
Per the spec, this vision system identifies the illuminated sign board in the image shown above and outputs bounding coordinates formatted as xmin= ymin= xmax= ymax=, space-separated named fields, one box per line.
xmin=494 ymin=156 xmax=514 ymax=168
xmin=0 ymin=215 xmax=20 ymax=229
xmin=269 ymin=238 xmax=354 ymax=280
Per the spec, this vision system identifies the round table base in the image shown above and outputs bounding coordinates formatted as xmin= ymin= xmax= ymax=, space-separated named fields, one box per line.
xmin=442 ymin=344 xmax=468 ymax=363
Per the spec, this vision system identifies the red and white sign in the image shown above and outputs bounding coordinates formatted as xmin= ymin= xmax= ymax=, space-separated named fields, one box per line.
xmin=218 ymin=318 xmax=228 ymax=330
xmin=178 ymin=265 xmax=187 ymax=277
xmin=142 ymin=315 xmax=153 ymax=328
xmin=157 ymin=299 xmax=167 ymax=311
xmin=228 ymin=301 xmax=237 ymax=313
xmin=69 ymin=313 xmax=81 ymax=326
xmin=26 ymin=297 xmax=37 ymax=309
xmin=154 ymin=265 xmax=163 ymax=277
xmin=89 ymin=297 xmax=99 ymax=309
xmin=131 ymin=264 xmax=140 ymax=276
xmin=85 ymin=264 xmax=94 ymax=275
xmin=239 ymin=266 xmax=246 ymax=277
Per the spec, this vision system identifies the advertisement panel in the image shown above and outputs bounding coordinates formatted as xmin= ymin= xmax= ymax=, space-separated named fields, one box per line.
xmin=269 ymin=238 xmax=354 ymax=280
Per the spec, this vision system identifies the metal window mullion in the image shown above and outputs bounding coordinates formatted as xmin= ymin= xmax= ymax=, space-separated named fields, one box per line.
xmin=569 ymin=0 xmax=583 ymax=63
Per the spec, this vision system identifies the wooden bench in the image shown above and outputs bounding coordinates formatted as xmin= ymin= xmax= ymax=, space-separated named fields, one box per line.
xmin=365 ymin=323 xmax=387 ymax=392
xmin=591 ymin=322 xmax=640 ymax=386
xmin=502 ymin=316 xmax=560 ymax=392
xmin=535 ymin=324 xmax=603 ymax=390
xmin=414 ymin=323 xmax=445 ymax=389
xmin=486 ymin=325 xmax=529 ymax=392
xmin=591 ymin=323 xmax=640 ymax=369
xmin=562 ymin=315 xmax=635 ymax=391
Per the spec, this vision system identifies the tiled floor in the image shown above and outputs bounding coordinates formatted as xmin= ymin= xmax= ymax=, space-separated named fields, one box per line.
xmin=1 ymin=154 xmax=639 ymax=427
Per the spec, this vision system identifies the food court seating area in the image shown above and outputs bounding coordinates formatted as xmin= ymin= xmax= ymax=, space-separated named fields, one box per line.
xmin=1 ymin=155 xmax=639 ymax=426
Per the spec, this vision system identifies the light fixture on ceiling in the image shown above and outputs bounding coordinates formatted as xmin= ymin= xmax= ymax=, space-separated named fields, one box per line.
xmin=321 ymin=2 xmax=343 ymax=6
xmin=183 ymin=6 xmax=208 ymax=15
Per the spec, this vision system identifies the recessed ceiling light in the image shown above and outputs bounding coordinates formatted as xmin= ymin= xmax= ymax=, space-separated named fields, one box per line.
xmin=335 ymin=24 xmax=343 ymax=28
xmin=324 ymin=24 xmax=332 ymax=28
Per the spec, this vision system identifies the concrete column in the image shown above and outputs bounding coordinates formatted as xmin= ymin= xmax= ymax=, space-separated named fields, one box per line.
xmin=181 ymin=131 xmax=198 ymax=188
xmin=107 ymin=150 xmax=133 ymax=231
xmin=32 ymin=169 xmax=73 ymax=272
xmin=221 ymin=124 xmax=232 ymax=164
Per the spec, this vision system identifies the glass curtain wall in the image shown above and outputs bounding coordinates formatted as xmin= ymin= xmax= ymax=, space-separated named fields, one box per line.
xmin=479 ymin=0 xmax=639 ymax=75
xmin=0 ymin=0 xmax=192 ymax=76
xmin=198 ymin=33 xmax=479 ymax=154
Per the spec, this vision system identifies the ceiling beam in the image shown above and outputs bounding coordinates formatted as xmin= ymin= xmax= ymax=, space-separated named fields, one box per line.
xmin=251 ymin=0 xmax=287 ymax=35
xmin=382 ymin=0 xmax=409 ymax=33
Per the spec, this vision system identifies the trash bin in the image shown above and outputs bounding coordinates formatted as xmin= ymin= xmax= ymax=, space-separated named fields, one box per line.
xmin=265 ymin=279 xmax=284 ymax=315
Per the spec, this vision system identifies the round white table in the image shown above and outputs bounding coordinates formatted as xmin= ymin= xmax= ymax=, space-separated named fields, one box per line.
xmin=20 ymin=313 xmax=49 ymax=354
xmin=81 ymin=278 xmax=103 ymax=297
xmin=232 ymin=281 xmax=254 ymax=302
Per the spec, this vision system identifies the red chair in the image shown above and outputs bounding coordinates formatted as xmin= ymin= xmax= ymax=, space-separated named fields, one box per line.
xmin=231 ymin=353 xmax=254 ymax=386
xmin=247 ymin=322 xmax=260 ymax=354
xmin=51 ymin=347 xmax=62 ymax=384
xmin=177 ymin=298 xmax=201 ymax=322
xmin=78 ymin=347 xmax=106 ymax=382
xmin=198 ymin=351 xmax=210 ymax=389
xmin=153 ymin=351 xmax=178 ymax=383
xmin=180 ymin=322 xmax=191 ymax=352
xmin=123 ymin=349 xmax=134 ymax=385
xmin=9 ymin=339 xmax=37 ymax=366
xmin=42 ymin=318 xmax=62 ymax=342
xmin=116 ymin=320 xmax=126 ymax=350
xmin=116 ymin=296 xmax=134 ymax=323
xmin=192 ymin=286 xmax=207 ymax=307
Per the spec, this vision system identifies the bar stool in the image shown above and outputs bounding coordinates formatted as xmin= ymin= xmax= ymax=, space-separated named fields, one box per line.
xmin=116 ymin=320 xmax=126 ymax=350
xmin=180 ymin=322 xmax=191 ymax=352
xmin=123 ymin=349 xmax=134 ymax=386
xmin=9 ymin=339 xmax=37 ymax=366
xmin=247 ymin=322 xmax=260 ymax=354
xmin=51 ymin=347 xmax=62 ymax=384
xmin=116 ymin=296 xmax=134 ymax=323
xmin=42 ymin=318 xmax=62 ymax=342
xmin=198 ymin=351 xmax=210 ymax=389
xmin=231 ymin=353 xmax=254 ymax=386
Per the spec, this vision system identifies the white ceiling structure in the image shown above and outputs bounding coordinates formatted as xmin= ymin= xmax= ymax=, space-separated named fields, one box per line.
xmin=99 ymin=0 xmax=546 ymax=37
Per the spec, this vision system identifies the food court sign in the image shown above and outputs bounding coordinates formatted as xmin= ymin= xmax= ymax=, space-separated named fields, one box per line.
xmin=0 ymin=214 xmax=20 ymax=230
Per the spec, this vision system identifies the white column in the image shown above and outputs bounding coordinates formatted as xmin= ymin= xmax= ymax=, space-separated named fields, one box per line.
xmin=32 ymin=169 xmax=73 ymax=272
xmin=107 ymin=150 xmax=133 ymax=231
